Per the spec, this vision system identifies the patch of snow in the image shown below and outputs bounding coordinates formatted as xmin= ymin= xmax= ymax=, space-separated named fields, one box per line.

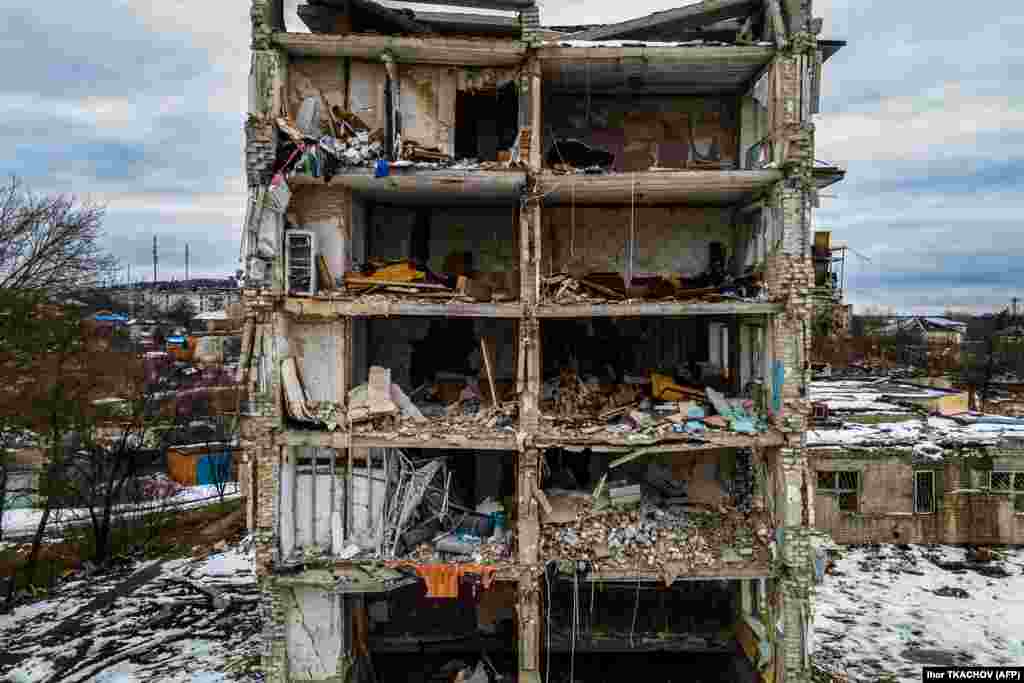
xmin=4 ymin=658 xmax=55 ymax=682
xmin=1 ymin=482 xmax=240 ymax=538
xmin=200 ymin=549 xmax=252 ymax=578
xmin=913 ymin=442 xmax=944 ymax=461
xmin=814 ymin=544 xmax=1024 ymax=680
xmin=0 ymin=541 xmax=260 ymax=682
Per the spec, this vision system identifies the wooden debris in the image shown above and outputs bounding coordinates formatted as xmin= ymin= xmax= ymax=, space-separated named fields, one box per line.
xmin=480 ymin=337 xmax=498 ymax=406
xmin=533 ymin=487 xmax=553 ymax=516
xmin=344 ymin=274 xmax=449 ymax=290
xmin=578 ymin=277 xmax=625 ymax=300
xmin=316 ymin=254 xmax=334 ymax=292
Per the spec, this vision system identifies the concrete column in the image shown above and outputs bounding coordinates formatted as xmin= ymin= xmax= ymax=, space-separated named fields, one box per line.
xmin=517 ymin=448 xmax=540 ymax=565
xmin=520 ymin=319 xmax=541 ymax=431
xmin=518 ymin=574 xmax=542 ymax=678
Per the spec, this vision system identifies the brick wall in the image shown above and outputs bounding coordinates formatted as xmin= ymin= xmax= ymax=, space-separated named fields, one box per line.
xmin=245 ymin=118 xmax=277 ymax=187
xmin=260 ymin=579 xmax=289 ymax=682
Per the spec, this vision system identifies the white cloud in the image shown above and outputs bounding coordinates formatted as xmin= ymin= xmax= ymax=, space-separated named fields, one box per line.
xmin=816 ymin=83 xmax=1024 ymax=165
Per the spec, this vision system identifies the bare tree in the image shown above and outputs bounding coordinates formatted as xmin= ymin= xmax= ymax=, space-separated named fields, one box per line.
xmin=63 ymin=405 xmax=171 ymax=564
xmin=0 ymin=176 xmax=118 ymax=296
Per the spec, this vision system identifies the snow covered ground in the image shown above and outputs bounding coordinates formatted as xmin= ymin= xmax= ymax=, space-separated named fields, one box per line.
xmin=1 ymin=483 xmax=240 ymax=540
xmin=0 ymin=540 xmax=260 ymax=683
xmin=813 ymin=544 xmax=1024 ymax=681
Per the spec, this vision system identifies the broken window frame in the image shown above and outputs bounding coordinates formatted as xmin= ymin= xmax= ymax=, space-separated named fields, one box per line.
xmin=989 ymin=471 xmax=1024 ymax=513
xmin=816 ymin=470 xmax=860 ymax=513
xmin=913 ymin=470 xmax=935 ymax=514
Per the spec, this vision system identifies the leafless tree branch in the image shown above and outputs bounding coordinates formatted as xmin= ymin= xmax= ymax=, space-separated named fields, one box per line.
xmin=0 ymin=176 xmax=118 ymax=296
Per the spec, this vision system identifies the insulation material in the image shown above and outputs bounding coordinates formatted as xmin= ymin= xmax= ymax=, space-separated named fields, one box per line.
xmin=248 ymin=180 xmax=291 ymax=261
xmin=542 ymin=205 xmax=733 ymax=276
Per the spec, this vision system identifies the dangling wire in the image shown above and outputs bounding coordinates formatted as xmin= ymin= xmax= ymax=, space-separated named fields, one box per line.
xmin=629 ymin=562 xmax=640 ymax=649
xmin=589 ymin=576 xmax=595 ymax=638
xmin=570 ymin=175 xmax=576 ymax=260
xmin=545 ymin=564 xmax=552 ymax=683
xmin=627 ymin=172 xmax=637 ymax=292
xmin=571 ymin=571 xmax=577 ymax=683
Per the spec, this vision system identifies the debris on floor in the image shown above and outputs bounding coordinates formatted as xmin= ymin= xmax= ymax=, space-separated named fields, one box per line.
xmin=344 ymin=365 xmax=519 ymax=441
xmin=274 ymin=103 xmax=520 ymax=182
xmin=538 ymin=447 xmax=771 ymax=579
xmin=340 ymin=448 xmax=514 ymax=566
xmin=338 ymin=258 xmax=514 ymax=303
xmin=540 ymin=253 xmax=765 ymax=305
xmin=539 ymin=368 xmax=770 ymax=441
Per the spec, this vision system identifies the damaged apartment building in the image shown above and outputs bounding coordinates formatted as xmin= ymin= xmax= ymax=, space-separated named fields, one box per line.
xmin=236 ymin=0 xmax=845 ymax=681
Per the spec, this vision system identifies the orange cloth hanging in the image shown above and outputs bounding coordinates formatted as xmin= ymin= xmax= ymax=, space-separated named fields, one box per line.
xmin=413 ymin=564 xmax=498 ymax=598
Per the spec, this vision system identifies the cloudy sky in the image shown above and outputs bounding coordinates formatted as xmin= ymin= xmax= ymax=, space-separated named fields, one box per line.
xmin=1 ymin=0 xmax=1019 ymax=314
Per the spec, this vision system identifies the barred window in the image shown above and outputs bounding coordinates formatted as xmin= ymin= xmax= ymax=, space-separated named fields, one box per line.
xmin=989 ymin=471 xmax=1024 ymax=513
xmin=817 ymin=470 xmax=860 ymax=512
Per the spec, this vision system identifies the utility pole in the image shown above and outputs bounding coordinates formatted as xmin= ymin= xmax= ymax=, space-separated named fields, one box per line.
xmin=186 ymin=243 xmax=190 ymax=283
xmin=152 ymin=235 xmax=158 ymax=285
xmin=1012 ymin=297 xmax=1019 ymax=323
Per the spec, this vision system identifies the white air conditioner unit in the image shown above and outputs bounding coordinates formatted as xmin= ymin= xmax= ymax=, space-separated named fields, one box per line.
xmin=286 ymin=230 xmax=316 ymax=295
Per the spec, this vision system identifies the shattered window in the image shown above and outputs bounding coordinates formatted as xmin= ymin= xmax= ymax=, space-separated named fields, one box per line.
xmin=817 ymin=470 xmax=859 ymax=513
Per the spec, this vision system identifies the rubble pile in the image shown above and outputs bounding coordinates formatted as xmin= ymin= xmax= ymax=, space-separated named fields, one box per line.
xmin=334 ymin=258 xmax=515 ymax=303
xmin=339 ymin=449 xmax=514 ymax=566
xmin=540 ymin=370 xmax=770 ymax=442
xmin=541 ymin=268 xmax=766 ymax=305
xmin=404 ymin=535 xmax=512 ymax=565
xmin=350 ymin=405 xmax=518 ymax=441
xmin=540 ymin=496 xmax=772 ymax=573
xmin=272 ymin=97 xmax=520 ymax=183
